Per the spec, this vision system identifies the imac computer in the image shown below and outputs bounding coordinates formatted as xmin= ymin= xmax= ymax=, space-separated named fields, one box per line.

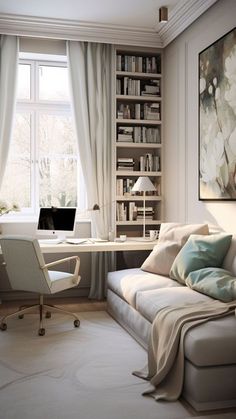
xmin=37 ymin=207 xmax=77 ymax=243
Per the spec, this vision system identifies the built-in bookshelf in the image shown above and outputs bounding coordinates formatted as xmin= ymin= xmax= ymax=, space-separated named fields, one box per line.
xmin=113 ymin=47 xmax=163 ymax=238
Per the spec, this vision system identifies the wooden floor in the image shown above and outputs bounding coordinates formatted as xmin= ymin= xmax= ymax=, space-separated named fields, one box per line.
xmin=0 ymin=297 xmax=107 ymax=316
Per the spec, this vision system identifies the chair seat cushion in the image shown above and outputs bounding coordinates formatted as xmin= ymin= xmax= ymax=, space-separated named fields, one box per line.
xmin=48 ymin=270 xmax=79 ymax=293
xmin=107 ymin=268 xmax=180 ymax=308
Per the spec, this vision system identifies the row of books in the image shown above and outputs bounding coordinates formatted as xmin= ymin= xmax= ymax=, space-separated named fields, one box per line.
xmin=117 ymin=126 xmax=161 ymax=143
xmin=117 ymin=103 xmax=161 ymax=121
xmin=116 ymin=202 xmax=155 ymax=222
xmin=116 ymin=178 xmax=135 ymax=196
xmin=116 ymin=78 xmax=161 ymax=97
xmin=116 ymin=54 xmax=161 ymax=74
xmin=117 ymin=156 xmax=160 ymax=172
xmin=116 ymin=178 xmax=159 ymax=197
xmin=139 ymin=154 xmax=160 ymax=172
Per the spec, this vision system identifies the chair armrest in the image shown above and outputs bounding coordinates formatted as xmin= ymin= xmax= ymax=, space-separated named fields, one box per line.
xmin=42 ymin=256 xmax=80 ymax=277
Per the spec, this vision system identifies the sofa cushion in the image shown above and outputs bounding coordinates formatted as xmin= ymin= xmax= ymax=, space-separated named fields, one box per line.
xmin=186 ymin=267 xmax=236 ymax=302
xmin=141 ymin=223 xmax=209 ymax=276
xmin=184 ymin=315 xmax=236 ymax=366
xmin=107 ymin=268 xmax=180 ymax=308
xmin=136 ymin=287 xmax=212 ymax=323
xmin=170 ymin=233 xmax=232 ymax=285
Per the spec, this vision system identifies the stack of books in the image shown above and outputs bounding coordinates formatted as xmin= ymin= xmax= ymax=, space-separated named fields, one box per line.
xmin=141 ymin=79 xmax=160 ymax=96
xmin=137 ymin=206 xmax=154 ymax=220
xmin=144 ymin=103 xmax=160 ymax=120
xmin=117 ymin=126 xmax=133 ymax=142
xmin=117 ymin=158 xmax=135 ymax=171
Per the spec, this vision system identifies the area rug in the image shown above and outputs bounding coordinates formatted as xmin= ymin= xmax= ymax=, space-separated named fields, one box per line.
xmin=0 ymin=311 xmax=231 ymax=419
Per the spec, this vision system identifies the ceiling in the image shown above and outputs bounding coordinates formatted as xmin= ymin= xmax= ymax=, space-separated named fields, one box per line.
xmin=0 ymin=0 xmax=217 ymax=47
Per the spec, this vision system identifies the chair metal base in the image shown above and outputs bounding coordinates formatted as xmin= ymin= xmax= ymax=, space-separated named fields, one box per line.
xmin=0 ymin=295 xmax=80 ymax=336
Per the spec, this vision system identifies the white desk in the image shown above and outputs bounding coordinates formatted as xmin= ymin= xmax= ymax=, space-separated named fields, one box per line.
xmin=40 ymin=239 xmax=157 ymax=254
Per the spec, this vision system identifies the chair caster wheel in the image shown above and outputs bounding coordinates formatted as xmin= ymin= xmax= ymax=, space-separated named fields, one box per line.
xmin=45 ymin=311 xmax=51 ymax=319
xmin=74 ymin=319 xmax=80 ymax=328
xmin=18 ymin=314 xmax=24 ymax=319
xmin=0 ymin=323 xmax=7 ymax=331
xmin=38 ymin=328 xmax=45 ymax=336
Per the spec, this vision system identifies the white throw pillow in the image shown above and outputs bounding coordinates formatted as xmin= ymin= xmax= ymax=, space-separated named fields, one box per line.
xmin=141 ymin=223 xmax=209 ymax=276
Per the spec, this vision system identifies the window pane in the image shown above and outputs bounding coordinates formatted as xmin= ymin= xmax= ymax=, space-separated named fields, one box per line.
xmin=39 ymin=113 xmax=78 ymax=207
xmin=0 ymin=113 xmax=31 ymax=207
xmin=39 ymin=158 xmax=77 ymax=207
xmin=17 ymin=64 xmax=31 ymax=100
xmin=39 ymin=65 xmax=70 ymax=101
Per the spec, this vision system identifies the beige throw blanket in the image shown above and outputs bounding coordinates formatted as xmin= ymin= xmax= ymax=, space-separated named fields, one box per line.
xmin=133 ymin=300 xmax=236 ymax=401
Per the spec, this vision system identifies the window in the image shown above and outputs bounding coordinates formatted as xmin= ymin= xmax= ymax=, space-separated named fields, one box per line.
xmin=0 ymin=56 xmax=86 ymax=216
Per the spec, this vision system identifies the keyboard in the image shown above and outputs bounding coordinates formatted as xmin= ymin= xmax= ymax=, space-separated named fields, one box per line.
xmin=65 ymin=238 xmax=88 ymax=245
xmin=38 ymin=238 xmax=63 ymax=245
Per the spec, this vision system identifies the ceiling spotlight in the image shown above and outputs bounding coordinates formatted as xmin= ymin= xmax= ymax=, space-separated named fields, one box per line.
xmin=159 ymin=6 xmax=168 ymax=23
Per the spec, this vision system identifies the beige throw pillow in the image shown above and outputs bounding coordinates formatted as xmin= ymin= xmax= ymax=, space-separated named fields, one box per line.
xmin=141 ymin=223 xmax=209 ymax=276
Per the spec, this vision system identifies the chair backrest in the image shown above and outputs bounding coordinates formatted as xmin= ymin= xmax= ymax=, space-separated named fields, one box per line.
xmin=0 ymin=235 xmax=51 ymax=294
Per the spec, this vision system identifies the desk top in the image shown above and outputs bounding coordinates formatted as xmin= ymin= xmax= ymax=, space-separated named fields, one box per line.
xmin=40 ymin=239 xmax=157 ymax=253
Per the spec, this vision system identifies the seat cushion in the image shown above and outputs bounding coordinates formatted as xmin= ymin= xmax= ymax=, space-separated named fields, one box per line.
xmin=107 ymin=268 xmax=180 ymax=308
xmin=136 ymin=286 xmax=212 ymax=323
xmin=48 ymin=270 xmax=78 ymax=293
xmin=184 ymin=314 xmax=236 ymax=366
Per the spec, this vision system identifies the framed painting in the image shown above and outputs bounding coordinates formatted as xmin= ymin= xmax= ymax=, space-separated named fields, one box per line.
xmin=199 ymin=27 xmax=236 ymax=200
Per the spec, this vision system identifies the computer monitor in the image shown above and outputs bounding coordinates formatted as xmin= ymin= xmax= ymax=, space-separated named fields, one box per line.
xmin=37 ymin=207 xmax=77 ymax=241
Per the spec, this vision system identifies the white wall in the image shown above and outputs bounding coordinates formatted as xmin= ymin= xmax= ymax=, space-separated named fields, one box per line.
xmin=164 ymin=0 xmax=236 ymax=233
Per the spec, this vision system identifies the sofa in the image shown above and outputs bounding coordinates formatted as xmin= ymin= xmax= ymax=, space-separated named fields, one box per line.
xmin=107 ymin=223 xmax=236 ymax=412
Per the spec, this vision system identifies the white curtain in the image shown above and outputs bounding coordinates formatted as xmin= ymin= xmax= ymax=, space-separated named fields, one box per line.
xmin=67 ymin=41 xmax=114 ymax=299
xmin=0 ymin=35 xmax=19 ymax=188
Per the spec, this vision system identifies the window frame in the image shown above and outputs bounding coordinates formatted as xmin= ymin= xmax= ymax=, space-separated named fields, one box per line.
xmin=2 ymin=57 xmax=86 ymax=221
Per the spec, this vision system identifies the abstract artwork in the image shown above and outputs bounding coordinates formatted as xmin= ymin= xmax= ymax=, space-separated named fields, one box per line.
xmin=199 ymin=27 xmax=236 ymax=200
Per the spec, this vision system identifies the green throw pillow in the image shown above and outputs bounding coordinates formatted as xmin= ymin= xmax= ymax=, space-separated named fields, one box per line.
xmin=186 ymin=267 xmax=236 ymax=302
xmin=169 ymin=233 xmax=232 ymax=284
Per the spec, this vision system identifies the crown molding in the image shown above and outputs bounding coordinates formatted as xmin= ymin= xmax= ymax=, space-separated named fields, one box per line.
xmin=155 ymin=0 xmax=218 ymax=47
xmin=0 ymin=13 xmax=163 ymax=48
xmin=0 ymin=1 xmax=217 ymax=49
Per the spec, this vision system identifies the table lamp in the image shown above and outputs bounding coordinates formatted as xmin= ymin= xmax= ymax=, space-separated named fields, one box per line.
xmin=132 ymin=176 xmax=156 ymax=239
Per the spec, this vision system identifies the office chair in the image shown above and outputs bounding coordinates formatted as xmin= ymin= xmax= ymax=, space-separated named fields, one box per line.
xmin=0 ymin=235 xmax=81 ymax=336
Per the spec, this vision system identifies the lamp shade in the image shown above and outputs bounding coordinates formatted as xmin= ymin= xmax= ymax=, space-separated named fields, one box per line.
xmin=132 ymin=176 xmax=156 ymax=192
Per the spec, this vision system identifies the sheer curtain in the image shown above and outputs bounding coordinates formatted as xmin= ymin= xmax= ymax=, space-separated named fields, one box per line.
xmin=67 ymin=41 xmax=114 ymax=299
xmin=0 ymin=35 xmax=19 ymax=188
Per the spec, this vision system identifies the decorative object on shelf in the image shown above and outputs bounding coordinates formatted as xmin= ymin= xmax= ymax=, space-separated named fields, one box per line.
xmin=132 ymin=176 xmax=156 ymax=238
xmin=199 ymin=27 xmax=236 ymax=200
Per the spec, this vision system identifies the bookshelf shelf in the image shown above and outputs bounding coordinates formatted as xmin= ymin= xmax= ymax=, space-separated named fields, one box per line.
xmin=116 ymin=196 xmax=162 ymax=201
xmin=116 ymin=94 xmax=161 ymax=102
xmin=116 ymin=119 xmax=161 ymax=125
xmin=116 ymin=71 xmax=162 ymax=79
xmin=113 ymin=47 xmax=163 ymax=238
xmin=116 ymin=170 xmax=162 ymax=177
xmin=116 ymin=142 xmax=162 ymax=148
xmin=116 ymin=220 xmax=161 ymax=226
